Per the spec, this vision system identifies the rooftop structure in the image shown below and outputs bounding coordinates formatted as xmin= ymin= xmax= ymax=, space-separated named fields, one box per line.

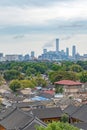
xmin=54 ymin=80 xmax=82 ymax=86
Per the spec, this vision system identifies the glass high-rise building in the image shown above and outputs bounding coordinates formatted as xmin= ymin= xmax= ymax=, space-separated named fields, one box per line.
xmin=31 ymin=51 xmax=35 ymax=58
xmin=56 ymin=39 xmax=59 ymax=52
xmin=72 ymin=45 xmax=76 ymax=58
xmin=66 ymin=48 xmax=69 ymax=57
xmin=43 ymin=49 xmax=47 ymax=54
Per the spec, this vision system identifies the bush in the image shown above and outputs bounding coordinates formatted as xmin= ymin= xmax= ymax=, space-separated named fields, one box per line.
xmin=9 ymin=80 xmax=21 ymax=92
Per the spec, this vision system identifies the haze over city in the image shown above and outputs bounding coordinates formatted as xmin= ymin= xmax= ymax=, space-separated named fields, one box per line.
xmin=0 ymin=0 xmax=87 ymax=56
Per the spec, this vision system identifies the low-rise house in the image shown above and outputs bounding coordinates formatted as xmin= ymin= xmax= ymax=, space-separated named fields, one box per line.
xmin=73 ymin=122 xmax=87 ymax=130
xmin=54 ymin=80 xmax=83 ymax=97
xmin=64 ymin=104 xmax=78 ymax=116
xmin=55 ymin=96 xmax=80 ymax=109
xmin=71 ymin=104 xmax=87 ymax=123
xmin=0 ymin=107 xmax=46 ymax=130
xmin=13 ymin=101 xmax=46 ymax=111
xmin=28 ymin=107 xmax=63 ymax=123
xmin=38 ymin=91 xmax=54 ymax=99
xmin=63 ymin=104 xmax=79 ymax=123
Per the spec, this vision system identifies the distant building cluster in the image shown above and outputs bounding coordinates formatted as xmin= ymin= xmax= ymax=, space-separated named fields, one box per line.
xmin=0 ymin=38 xmax=87 ymax=62
xmin=38 ymin=38 xmax=87 ymax=61
xmin=0 ymin=51 xmax=35 ymax=62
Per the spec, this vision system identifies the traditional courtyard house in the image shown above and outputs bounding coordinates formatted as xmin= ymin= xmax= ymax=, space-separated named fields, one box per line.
xmin=28 ymin=107 xmax=63 ymax=123
xmin=63 ymin=104 xmax=87 ymax=130
xmin=55 ymin=96 xmax=81 ymax=109
xmin=38 ymin=91 xmax=54 ymax=99
xmin=63 ymin=104 xmax=78 ymax=123
xmin=64 ymin=104 xmax=78 ymax=116
xmin=13 ymin=101 xmax=46 ymax=111
xmin=78 ymin=82 xmax=87 ymax=103
xmin=72 ymin=122 xmax=87 ymax=130
xmin=0 ymin=107 xmax=46 ymax=130
xmin=54 ymin=80 xmax=83 ymax=97
xmin=71 ymin=104 xmax=87 ymax=123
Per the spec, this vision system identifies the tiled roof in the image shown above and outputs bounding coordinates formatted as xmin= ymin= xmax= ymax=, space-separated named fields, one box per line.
xmin=0 ymin=108 xmax=33 ymax=129
xmin=29 ymin=107 xmax=63 ymax=119
xmin=23 ymin=117 xmax=46 ymax=130
xmin=0 ymin=107 xmax=46 ymax=130
xmin=43 ymin=90 xmax=55 ymax=95
xmin=72 ymin=122 xmax=87 ymax=130
xmin=38 ymin=92 xmax=54 ymax=99
xmin=71 ymin=104 xmax=87 ymax=122
xmin=55 ymin=97 xmax=80 ymax=106
xmin=63 ymin=104 xmax=78 ymax=115
xmin=55 ymin=80 xmax=82 ymax=86
xmin=0 ymin=107 xmax=16 ymax=120
xmin=13 ymin=101 xmax=44 ymax=108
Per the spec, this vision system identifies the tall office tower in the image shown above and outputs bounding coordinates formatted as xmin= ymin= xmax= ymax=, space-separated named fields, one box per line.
xmin=43 ymin=49 xmax=47 ymax=54
xmin=72 ymin=45 xmax=76 ymax=58
xmin=0 ymin=53 xmax=3 ymax=58
xmin=24 ymin=54 xmax=29 ymax=61
xmin=0 ymin=53 xmax=3 ymax=62
xmin=56 ymin=38 xmax=59 ymax=52
xmin=66 ymin=47 xmax=69 ymax=57
xmin=31 ymin=51 xmax=35 ymax=58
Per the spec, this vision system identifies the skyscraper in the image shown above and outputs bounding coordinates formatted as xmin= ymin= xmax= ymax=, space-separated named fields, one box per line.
xmin=72 ymin=45 xmax=76 ymax=59
xmin=66 ymin=47 xmax=69 ymax=58
xmin=56 ymin=38 xmax=59 ymax=52
xmin=43 ymin=49 xmax=47 ymax=54
xmin=31 ymin=51 xmax=35 ymax=58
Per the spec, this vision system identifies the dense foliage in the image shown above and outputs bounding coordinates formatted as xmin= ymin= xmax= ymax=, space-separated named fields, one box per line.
xmin=9 ymin=80 xmax=21 ymax=92
xmin=0 ymin=61 xmax=87 ymax=91
xmin=36 ymin=121 xmax=79 ymax=130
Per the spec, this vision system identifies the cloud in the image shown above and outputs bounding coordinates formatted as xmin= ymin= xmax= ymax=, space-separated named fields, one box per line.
xmin=61 ymin=36 xmax=73 ymax=40
xmin=0 ymin=0 xmax=74 ymax=7
xmin=0 ymin=0 xmax=86 ymax=36
xmin=0 ymin=0 xmax=86 ymax=57
xmin=0 ymin=0 xmax=87 ymax=28
xmin=0 ymin=0 xmax=86 ymax=27
xmin=13 ymin=35 xmax=25 ymax=39
xmin=43 ymin=39 xmax=55 ymax=49
xmin=0 ymin=18 xmax=87 ymax=36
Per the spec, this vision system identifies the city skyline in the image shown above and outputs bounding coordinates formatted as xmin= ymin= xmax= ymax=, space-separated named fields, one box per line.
xmin=0 ymin=40 xmax=86 ymax=57
xmin=0 ymin=0 xmax=87 ymax=56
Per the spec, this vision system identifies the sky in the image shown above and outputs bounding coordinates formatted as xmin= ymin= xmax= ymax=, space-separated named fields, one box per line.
xmin=0 ymin=0 xmax=87 ymax=57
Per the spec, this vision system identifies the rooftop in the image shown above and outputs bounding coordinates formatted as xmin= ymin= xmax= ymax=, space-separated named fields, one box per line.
xmin=55 ymin=80 xmax=82 ymax=86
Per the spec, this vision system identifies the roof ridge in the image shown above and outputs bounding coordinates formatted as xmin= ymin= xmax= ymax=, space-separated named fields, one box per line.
xmin=19 ymin=116 xmax=34 ymax=129
xmin=17 ymin=107 xmax=34 ymax=118
xmin=20 ymin=116 xmax=46 ymax=130
xmin=1 ymin=106 xmax=17 ymax=120
xmin=70 ymin=104 xmax=86 ymax=116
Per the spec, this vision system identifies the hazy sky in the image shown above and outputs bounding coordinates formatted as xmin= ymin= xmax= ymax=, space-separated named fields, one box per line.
xmin=0 ymin=0 xmax=87 ymax=57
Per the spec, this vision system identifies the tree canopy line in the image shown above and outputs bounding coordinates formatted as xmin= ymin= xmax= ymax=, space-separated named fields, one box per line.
xmin=36 ymin=121 xmax=79 ymax=130
xmin=0 ymin=61 xmax=87 ymax=92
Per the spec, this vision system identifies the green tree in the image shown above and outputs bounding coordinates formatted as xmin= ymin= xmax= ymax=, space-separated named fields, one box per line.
xmin=20 ymin=80 xmax=35 ymax=88
xmin=61 ymin=114 xmax=69 ymax=123
xmin=69 ymin=64 xmax=83 ymax=72
xmin=55 ymin=85 xmax=64 ymax=93
xmin=80 ymin=71 xmax=87 ymax=83
xmin=0 ymin=75 xmax=5 ymax=85
xmin=36 ymin=121 xmax=79 ymax=130
xmin=4 ymin=69 xmax=20 ymax=81
xmin=77 ymin=61 xmax=87 ymax=70
xmin=34 ymin=63 xmax=47 ymax=74
xmin=49 ymin=71 xmax=78 ymax=83
xmin=26 ymin=67 xmax=36 ymax=76
xmin=9 ymin=80 xmax=21 ymax=92
xmin=51 ymin=63 xmax=62 ymax=71
xmin=34 ymin=75 xmax=48 ymax=87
